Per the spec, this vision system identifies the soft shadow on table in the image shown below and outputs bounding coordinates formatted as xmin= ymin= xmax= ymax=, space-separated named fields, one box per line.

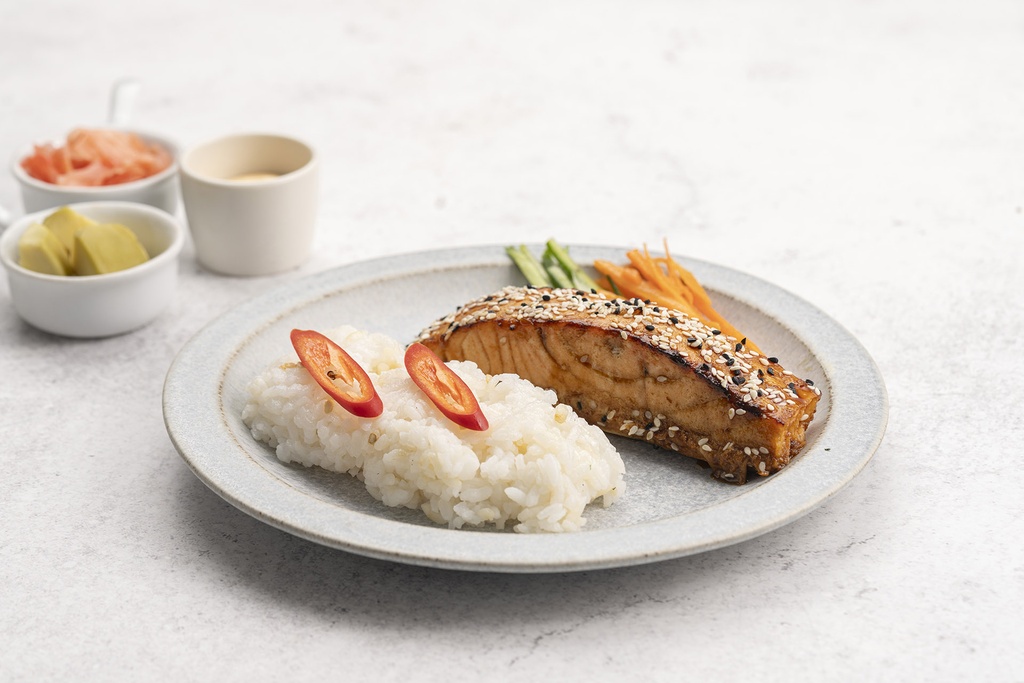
xmin=170 ymin=446 xmax=870 ymax=631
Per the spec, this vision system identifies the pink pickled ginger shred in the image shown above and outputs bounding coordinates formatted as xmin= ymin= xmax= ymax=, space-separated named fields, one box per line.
xmin=21 ymin=129 xmax=172 ymax=187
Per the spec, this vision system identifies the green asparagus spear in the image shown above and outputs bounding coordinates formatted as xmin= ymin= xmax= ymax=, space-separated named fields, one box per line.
xmin=504 ymin=245 xmax=552 ymax=287
xmin=541 ymin=252 xmax=573 ymax=288
xmin=544 ymin=240 xmax=600 ymax=291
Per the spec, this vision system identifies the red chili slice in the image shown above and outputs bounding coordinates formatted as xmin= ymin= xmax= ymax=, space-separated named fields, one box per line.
xmin=290 ymin=329 xmax=383 ymax=418
xmin=404 ymin=342 xmax=489 ymax=431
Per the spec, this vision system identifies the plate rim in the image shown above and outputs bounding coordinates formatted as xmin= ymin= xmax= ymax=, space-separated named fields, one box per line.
xmin=163 ymin=244 xmax=888 ymax=572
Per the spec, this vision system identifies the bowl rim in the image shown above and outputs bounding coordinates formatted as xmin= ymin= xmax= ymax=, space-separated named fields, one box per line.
xmin=0 ymin=200 xmax=185 ymax=283
xmin=10 ymin=127 xmax=180 ymax=194
xmin=179 ymin=131 xmax=317 ymax=188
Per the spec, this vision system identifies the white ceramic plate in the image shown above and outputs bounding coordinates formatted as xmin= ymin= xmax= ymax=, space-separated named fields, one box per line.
xmin=163 ymin=245 xmax=887 ymax=572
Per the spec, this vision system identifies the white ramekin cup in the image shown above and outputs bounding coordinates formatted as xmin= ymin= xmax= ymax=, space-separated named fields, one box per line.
xmin=179 ymin=133 xmax=318 ymax=277
xmin=0 ymin=201 xmax=185 ymax=338
xmin=10 ymin=129 xmax=180 ymax=216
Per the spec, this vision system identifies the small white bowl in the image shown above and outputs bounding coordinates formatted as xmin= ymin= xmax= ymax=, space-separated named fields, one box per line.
xmin=10 ymin=129 xmax=180 ymax=216
xmin=0 ymin=201 xmax=184 ymax=338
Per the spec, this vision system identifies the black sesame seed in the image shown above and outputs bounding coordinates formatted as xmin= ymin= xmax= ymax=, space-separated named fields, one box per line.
xmin=711 ymin=329 xmax=721 ymax=335
xmin=645 ymin=422 xmax=654 ymax=430
xmin=768 ymin=356 xmax=779 ymax=363
xmin=698 ymin=363 xmax=710 ymax=372
xmin=645 ymin=324 xmax=655 ymax=331
xmin=732 ymin=375 xmax=745 ymax=385
xmin=788 ymin=382 xmax=797 ymax=391
xmin=725 ymin=358 xmax=735 ymax=366
xmin=731 ymin=368 xmax=742 ymax=375
xmin=766 ymin=367 xmax=775 ymax=376
xmin=542 ymin=294 xmax=551 ymax=301
xmin=735 ymin=342 xmax=743 ymax=351
xmin=669 ymin=316 xmax=679 ymax=324
xmin=484 ymin=295 xmax=493 ymax=301
xmin=805 ymin=379 xmax=815 ymax=386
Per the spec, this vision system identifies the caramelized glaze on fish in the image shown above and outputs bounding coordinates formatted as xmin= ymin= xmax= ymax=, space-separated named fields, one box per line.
xmin=416 ymin=286 xmax=821 ymax=483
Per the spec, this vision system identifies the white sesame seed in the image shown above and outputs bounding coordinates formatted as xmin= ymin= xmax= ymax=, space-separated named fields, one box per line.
xmin=744 ymin=447 xmax=752 ymax=455
xmin=579 ymin=355 xmax=589 ymax=364
xmin=656 ymin=375 xmax=667 ymax=383
xmin=628 ymin=425 xmax=639 ymax=436
xmin=698 ymin=437 xmax=708 ymax=446
xmin=759 ymin=447 xmax=769 ymax=454
xmin=607 ymin=410 xmax=616 ymax=420
xmin=736 ymin=409 xmax=746 ymax=415
xmin=758 ymin=461 xmax=767 ymax=473
xmin=701 ymin=444 xmax=712 ymax=452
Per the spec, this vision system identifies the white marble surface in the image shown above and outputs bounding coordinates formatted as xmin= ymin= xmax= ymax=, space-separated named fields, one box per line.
xmin=2 ymin=0 xmax=1022 ymax=680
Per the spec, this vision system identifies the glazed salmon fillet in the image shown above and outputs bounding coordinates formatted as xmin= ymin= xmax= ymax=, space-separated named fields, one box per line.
xmin=416 ymin=286 xmax=820 ymax=483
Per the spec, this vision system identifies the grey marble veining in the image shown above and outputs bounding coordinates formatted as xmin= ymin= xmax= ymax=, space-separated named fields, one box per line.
xmin=1 ymin=1 xmax=1022 ymax=680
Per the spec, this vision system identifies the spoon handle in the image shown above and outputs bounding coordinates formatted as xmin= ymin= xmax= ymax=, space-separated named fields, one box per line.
xmin=108 ymin=78 xmax=141 ymax=127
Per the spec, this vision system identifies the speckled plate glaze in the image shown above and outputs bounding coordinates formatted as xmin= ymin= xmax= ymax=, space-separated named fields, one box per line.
xmin=163 ymin=245 xmax=887 ymax=573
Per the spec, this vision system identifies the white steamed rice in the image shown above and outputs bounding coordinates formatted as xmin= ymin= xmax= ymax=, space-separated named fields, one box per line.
xmin=241 ymin=326 xmax=624 ymax=533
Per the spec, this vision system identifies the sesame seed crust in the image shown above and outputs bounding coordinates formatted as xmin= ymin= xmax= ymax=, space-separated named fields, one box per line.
xmin=416 ymin=286 xmax=820 ymax=483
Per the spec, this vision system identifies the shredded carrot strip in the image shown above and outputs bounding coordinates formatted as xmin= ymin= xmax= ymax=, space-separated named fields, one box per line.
xmin=594 ymin=259 xmax=703 ymax=319
xmin=595 ymin=243 xmax=761 ymax=353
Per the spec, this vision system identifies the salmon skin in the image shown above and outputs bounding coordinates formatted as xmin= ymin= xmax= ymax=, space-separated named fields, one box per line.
xmin=416 ymin=286 xmax=821 ymax=484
